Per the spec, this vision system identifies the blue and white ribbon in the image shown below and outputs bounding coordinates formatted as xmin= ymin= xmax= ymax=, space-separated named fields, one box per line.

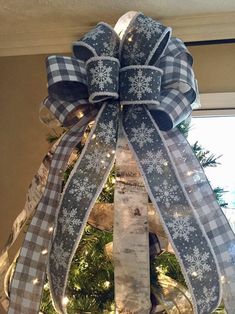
xmin=9 ymin=12 xmax=235 ymax=314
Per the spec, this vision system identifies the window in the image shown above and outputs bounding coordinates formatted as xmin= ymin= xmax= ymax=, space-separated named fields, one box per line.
xmin=188 ymin=116 xmax=235 ymax=231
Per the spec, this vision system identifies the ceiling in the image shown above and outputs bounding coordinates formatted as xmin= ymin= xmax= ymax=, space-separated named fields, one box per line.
xmin=0 ymin=0 xmax=235 ymax=56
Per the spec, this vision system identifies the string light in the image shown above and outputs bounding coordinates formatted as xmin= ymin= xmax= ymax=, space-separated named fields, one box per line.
xmin=62 ymin=296 xmax=69 ymax=306
xmin=33 ymin=278 xmax=39 ymax=285
xmin=187 ymin=171 xmax=193 ymax=176
xmin=76 ymin=111 xmax=84 ymax=118
xmin=111 ymin=178 xmax=116 ymax=184
xmin=48 ymin=227 xmax=54 ymax=233
xmin=107 ymin=153 xmax=111 ymax=158
xmin=191 ymin=271 xmax=197 ymax=277
xmin=111 ymin=150 xmax=115 ymax=154
xmin=41 ymin=249 xmax=48 ymax=255
xmin=92 ymin=134 xmax=96 ymax=139
xmin=221 ymin=275 xmax=226 ymax=284
xmin=103 ymin=281 xmax=110 ymax=288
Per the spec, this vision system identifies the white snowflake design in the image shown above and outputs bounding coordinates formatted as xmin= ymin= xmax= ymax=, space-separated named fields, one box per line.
xmin=185 ymin=246 xmax=211 ymax=281
xmin=58 ymin=208 xmax=82 ymax=236
xmin=130 ymin=122 xmax=154 ymax=148
xmin=198 ymin=286 xmax=217 ymax=313
xmin=167 ymin=216 xmax=196 ymax=242
xmin=50 ymin=272 xmax=63 ymax=297
xmin=82 ymin=26 xmax=105 ymax=41
xmin=127 ymin=106 xmax=144 ymax=120
xmin=154 ymin=180 xmax=180 ymax=208
xmin=69 ymin=177 xmax=96 ymax=202
xmin=102 ymin=41 xmax=118 ymax=57
xmin=50 ymin=242 xmax=70 ymax=270
xmin=123 ymin=42 xmax=145 ymax=64
xmin=136 ymin=16 xmax=163 ymax=40
xmin=84 ymin=148 xmax=109 ymax=173
xmin=97 ymin=120 xmax=116 ymax=145
xmin=128 ymin=69 xmax=152 ymax=100
xmin=90 ymin=60 xmax=113 ymax=90
xmin=141 ymin=149 xmax=167 ymax=174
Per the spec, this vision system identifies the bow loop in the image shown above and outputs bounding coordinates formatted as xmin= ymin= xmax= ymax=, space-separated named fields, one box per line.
xmin=46 ymin=56 xmax=88 ymax=102
xmin=120 ymin=13 xmax=171 ymax=67
xmin=73 ymin=22 xmax=120 ymax=61
xmin=86 ymin=56 xmax=120 ymax=103
xmin=148 ymin=37 xmax=197 ymax=131
xmin=119 ymin=65 xmax=162 ymax=105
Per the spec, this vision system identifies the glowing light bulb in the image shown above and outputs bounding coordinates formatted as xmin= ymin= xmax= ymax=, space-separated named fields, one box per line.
xmin=48 ymin=227 xmax=54 ymax=233
xmin=76 ymin=111 xmax=84 ymax=118
xmin=221 ymin=275 xmax=226 ymax=283
xmin=107 ymin=153 xmax=111 ymax=158
xmin=41 ymin=249 xmax=48 ymax=255
xmin=111 ymin=150 xmax=115 ymax=154
xmin=103 ymin=281 xmax=110 ymax=288
xmin=92 ymin=134 xmax=96 ymax=139
xmin=62 ymin=296 xmax=69 ymax=306
xmin=33 ymin=278 xmax=39 ymax=285
xmin=192 ymin=272 xmax=197 ymax=277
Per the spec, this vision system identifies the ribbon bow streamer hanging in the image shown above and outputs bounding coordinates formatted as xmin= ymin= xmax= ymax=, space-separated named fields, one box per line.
xmin=8 ymin=12 xmax=235 ymax=314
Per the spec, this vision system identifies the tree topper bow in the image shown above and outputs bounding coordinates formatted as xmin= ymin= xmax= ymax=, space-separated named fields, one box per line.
xmin=8 ymin=12 xmax=235 ymax=314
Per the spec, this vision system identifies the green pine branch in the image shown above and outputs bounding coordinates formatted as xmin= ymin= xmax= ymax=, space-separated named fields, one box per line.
xmin=191 ymin=141 xmax=222 ymax=168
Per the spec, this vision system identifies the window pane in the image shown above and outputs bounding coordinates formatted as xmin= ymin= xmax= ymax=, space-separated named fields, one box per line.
xmin=188 ymin=116 xmax=235 ymax=231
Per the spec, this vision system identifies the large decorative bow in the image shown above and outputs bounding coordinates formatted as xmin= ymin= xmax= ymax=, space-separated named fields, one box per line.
xmin=8 ymin=12 xmax=235 ymax=314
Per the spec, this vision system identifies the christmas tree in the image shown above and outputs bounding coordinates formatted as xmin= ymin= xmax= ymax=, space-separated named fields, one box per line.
xmin=40 ymin=122 xmax=227 ymax=314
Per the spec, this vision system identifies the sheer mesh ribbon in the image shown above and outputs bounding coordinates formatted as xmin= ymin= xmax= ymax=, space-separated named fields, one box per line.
xmin=9 ymin=12 xmax=235 ymax=314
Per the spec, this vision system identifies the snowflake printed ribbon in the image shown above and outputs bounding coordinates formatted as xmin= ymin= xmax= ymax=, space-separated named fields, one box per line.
xmin=8 ymin=12 xmax=235 ymax=314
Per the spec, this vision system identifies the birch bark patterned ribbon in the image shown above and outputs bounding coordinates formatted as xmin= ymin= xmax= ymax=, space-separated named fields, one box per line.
xmin=9 ymin=12 xmax=235 ymax=314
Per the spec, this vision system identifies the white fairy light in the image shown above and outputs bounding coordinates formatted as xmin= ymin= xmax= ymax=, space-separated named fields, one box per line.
xmin=163 ymin=161 xmax=168 ymax=166
xmin=192 ymin=271 xmax=197 ymax=277
xmin=103 ymin=281 xmax=110 ymax=288
xmin=33 ymin=278 xmax=39 ymax=285
xmin=92 ymin=134 xmax=96 ymax=139
xmin=107 ymin=153 xmax=111 ymax=158
xmin=48 ymin=227 xmax=54 ymax=233
xmin=221 ymin=275 xmax=226 ymax=284
xmin=111 ymin=178 xmax=116 ymax=184
xmin=111 ymin=150 xmax=115 ymax=154
xmin=41 ymin=249 xmax=48 ymax=255
xmin=76 ymin=111 xmax=84 ymax=118
xmin=62 ymin=296 xmax=69 ymax=306
xmin=187 ymin=171 xmax=193 ymax=176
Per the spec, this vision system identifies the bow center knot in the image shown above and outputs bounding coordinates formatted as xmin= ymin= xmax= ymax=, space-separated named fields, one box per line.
xmin=86 ymin=56 xmax=162 ymax=106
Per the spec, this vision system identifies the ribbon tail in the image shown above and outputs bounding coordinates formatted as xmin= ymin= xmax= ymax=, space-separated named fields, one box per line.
xmin=162 ymin=128 xmax=235 ymax=313
xmin=48 ymin=102 xmax=119 ymax=314
xmin=0 ymin=139 xmax=58 ymax=308
xmin=122 ymin=105 xmax=222 ymax=314
xmin=8 ymin=111 xmax=96 ymax=314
